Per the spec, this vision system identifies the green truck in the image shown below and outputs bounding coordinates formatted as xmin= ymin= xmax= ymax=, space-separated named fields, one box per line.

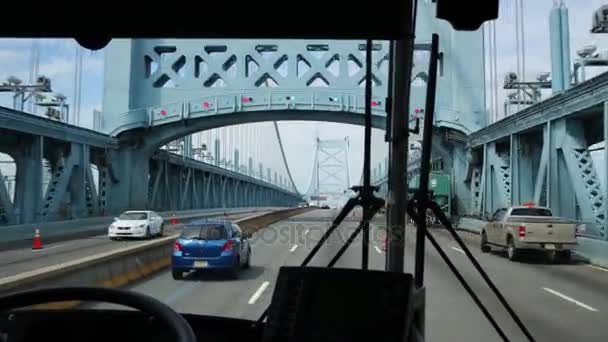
xmin=409 ymin=171 xmax=452 ymax=223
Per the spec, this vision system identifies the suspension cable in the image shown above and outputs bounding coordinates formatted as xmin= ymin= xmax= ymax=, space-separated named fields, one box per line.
xmin=273 ymin=121 xmax=300 ymax=194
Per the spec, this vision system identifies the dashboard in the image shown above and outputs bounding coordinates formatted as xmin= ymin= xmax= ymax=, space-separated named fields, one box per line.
xmin=0 ymin=309 xmax=264 ymax=342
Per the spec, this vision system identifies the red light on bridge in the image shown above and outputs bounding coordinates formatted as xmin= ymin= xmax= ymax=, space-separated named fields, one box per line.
xmin=242 ymin=96 xmax=253 ymax=103
xmin=371 ymin=101 xmax=381 ymax=107
xmin=160 ymin=110 xmax=167 ymax=115
xmin=203 ymin=101 xmax=210 ymax=108
xmin=415 ymin=108 xmax=423 ymax=114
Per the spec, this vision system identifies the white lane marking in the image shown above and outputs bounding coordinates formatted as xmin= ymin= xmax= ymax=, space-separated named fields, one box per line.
xmin=588 ymin=265 xmax=608 ymax=273
xmin=374 ymin=246 xmax=382 ymax=254
xmin=542 ymin=287 xmax=598 ymax=312
xmin=304 ymin=229 xmax=310 ymax=235
xmin=248 ymin=281 xmax=270 ymax=304
xmin=31 ymin=244 xmax=66 ymax=252
xmin=289 ymin=245 xmax=298 ymax=252
xmin=451 ymin=246 xmax=465 ymax=254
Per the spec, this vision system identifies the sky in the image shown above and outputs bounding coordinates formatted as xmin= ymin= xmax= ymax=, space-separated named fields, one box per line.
xmin=0 ymin=0 xmax=606 ymax=192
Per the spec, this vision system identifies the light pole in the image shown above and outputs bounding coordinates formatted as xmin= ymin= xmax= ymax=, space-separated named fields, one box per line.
xmin=502 ymin=71 xmax=551 ymax=116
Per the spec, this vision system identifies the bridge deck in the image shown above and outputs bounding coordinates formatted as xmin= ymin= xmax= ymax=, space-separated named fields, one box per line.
xmin=0 ymin=106 xmax=118 ymax=148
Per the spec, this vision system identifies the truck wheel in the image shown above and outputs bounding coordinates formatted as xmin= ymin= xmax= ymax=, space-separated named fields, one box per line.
xmin=480 ymin=232 xmax=491 ymax=253
xmin=546 ymin=250 xmax=558 ymax=264
xmin=172 ymin=269 xmax=183 ymax=280
xmin=558 ymin=250 xmax=571 ymax=264
xmin=507 ymin=238 xmax=520 ymax=261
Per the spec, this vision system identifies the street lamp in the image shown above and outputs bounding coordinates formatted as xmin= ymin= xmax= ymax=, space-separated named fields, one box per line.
xmin=536 ymin=72 xmax=551 ymax=83
xmin=573 ymin=44 xmax=608 ymax=83
xmin=35 ymin=92 xmax=69 ymax=123
xmin=591 ymin=5 xmax=608 ymax=33
xmin=577 ymin=45 xmax=598 ymax=59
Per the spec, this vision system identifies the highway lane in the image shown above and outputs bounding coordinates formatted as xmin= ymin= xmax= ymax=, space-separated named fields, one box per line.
xmin=0 ymin=211 xmax=268 ymax=279
xmin=424 ymin=228 xmax=608 ymax=341
xmin=92 ymin=209 xmax=608 ymax=341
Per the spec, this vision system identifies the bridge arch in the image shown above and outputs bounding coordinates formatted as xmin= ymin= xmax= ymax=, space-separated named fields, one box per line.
xmin=115 ymin=108 xmax=387 ymax=155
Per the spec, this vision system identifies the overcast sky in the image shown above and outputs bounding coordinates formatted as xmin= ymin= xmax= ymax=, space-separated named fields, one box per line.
xmin=0 ymin=0 xmax=606 ymax=192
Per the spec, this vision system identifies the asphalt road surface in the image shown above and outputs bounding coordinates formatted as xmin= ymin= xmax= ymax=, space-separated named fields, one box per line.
xmin=0 ymin=211 xmax=267 ymax=279
xmin=93 ymin=209 xmax=608 ymax=341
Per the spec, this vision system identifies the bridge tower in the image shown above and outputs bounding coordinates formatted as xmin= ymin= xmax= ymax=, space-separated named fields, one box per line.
xmin=306 ymin=138 xmax=351 ymax=206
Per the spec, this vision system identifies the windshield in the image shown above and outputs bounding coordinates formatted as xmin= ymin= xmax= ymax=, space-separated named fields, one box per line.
xmin=181 ymin=224 xmax=226 ymax=240
xmin=511 ymin=208 xmax=553 ymax=217
xmin=118 ymin=212 xmax=148 ymax=220
xmin=2 ymin=1 xmax=608 ymax=341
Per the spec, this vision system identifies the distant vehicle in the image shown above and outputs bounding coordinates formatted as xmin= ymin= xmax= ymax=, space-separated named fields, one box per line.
xmin=481 ymin=206 xmax=578 ymax=262
xmin=108 ymin=210 xmax=164 ymax=240
xmin=171 ymin=219 xmax=252 ymax=280
xmin=321 ymin=205 xmax=330 ymax=209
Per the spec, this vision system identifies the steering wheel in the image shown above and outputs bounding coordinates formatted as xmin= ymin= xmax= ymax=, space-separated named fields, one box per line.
xmin=0 ymin=287 xmax=196 ymax=342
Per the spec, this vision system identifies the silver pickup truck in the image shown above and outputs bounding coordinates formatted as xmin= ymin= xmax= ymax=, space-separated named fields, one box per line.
xmin=480 ymin=206 xmax=578 ymax=262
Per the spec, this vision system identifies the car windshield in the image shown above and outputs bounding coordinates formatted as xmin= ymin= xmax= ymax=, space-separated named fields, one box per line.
xmin=118 ymin=212 xmax=148 ymax=220
xmin=2 ymin=2 xmax=608 ymax=341
xmin=511 ymin=208 xmax=553 ymax=217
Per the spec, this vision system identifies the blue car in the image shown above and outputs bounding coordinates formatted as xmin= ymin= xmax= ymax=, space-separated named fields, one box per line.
xmin=171 ymin=219 xmax=252 ymax=280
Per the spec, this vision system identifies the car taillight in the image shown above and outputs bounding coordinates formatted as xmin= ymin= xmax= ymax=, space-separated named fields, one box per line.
xmin=519 ymin=225 xmax=526 ymax=238
xmin=223 ymin=240 xmax=234 ymax=252
xmin=174 ymin=240 xmax=182 ymax=252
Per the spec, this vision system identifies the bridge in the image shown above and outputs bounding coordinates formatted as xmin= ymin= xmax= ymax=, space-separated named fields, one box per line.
xmin=0 ymin=104 xmax=300 ymax=225
xmin=3 ymin=0 xmax=608 ymax=340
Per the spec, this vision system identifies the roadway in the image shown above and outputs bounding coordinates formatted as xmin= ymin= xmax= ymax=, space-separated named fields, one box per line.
xmin=94 ymin=209 xmax=607 ymax=341
xmin=0 ymin=210 xmax=270 ymax=279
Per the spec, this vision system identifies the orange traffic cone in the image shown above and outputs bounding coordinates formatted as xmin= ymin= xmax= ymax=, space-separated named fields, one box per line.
xmin=32 ymin=229 xmax=42 ymax=250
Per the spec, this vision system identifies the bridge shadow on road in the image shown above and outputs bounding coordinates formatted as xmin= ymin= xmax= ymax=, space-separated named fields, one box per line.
xmin=488 ymin=250 xmax=588 ymax=266
xmin=182 ymin=265 xmax=265 ymax=282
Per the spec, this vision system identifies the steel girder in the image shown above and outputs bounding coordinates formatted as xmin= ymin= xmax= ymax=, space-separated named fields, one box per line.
xmin=40 ymin=143 xmax=99 ymax=221
xmin=146 ymin=156 xmax=299 ymax=212
xmin=473 ymin=114 xmax=608 ymax=240
xmin=0 ymin=168 xmax=16 ymax=224
xmin=13 ymin=136 xmax=44 ymax=224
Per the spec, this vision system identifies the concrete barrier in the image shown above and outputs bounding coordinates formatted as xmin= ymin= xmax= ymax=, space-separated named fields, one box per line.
xmin=0 ymin=206 xmax=312 ymax=308
xmin=455 ymin=217 xmax=486 ymax=234
xmin=0 ymin=207 xmax=274 ymax=251
xmin=572 ymin=237 xmax=608 ymax=268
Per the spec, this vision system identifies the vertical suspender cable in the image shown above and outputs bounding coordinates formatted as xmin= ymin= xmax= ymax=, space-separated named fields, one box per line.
xmin=492 ymin=21 xmax=498 ymax=121
xmin=520 ymin=0 xmax=526 ymax=96
xmin=515 ymin=0 xmax=521 ymax=115
xmin=273 ymin=122 xmax=300 ymax=194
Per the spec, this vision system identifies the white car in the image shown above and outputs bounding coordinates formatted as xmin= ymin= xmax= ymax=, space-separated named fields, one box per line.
xmin=108 ymin=211 xmax=164 ymax=240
